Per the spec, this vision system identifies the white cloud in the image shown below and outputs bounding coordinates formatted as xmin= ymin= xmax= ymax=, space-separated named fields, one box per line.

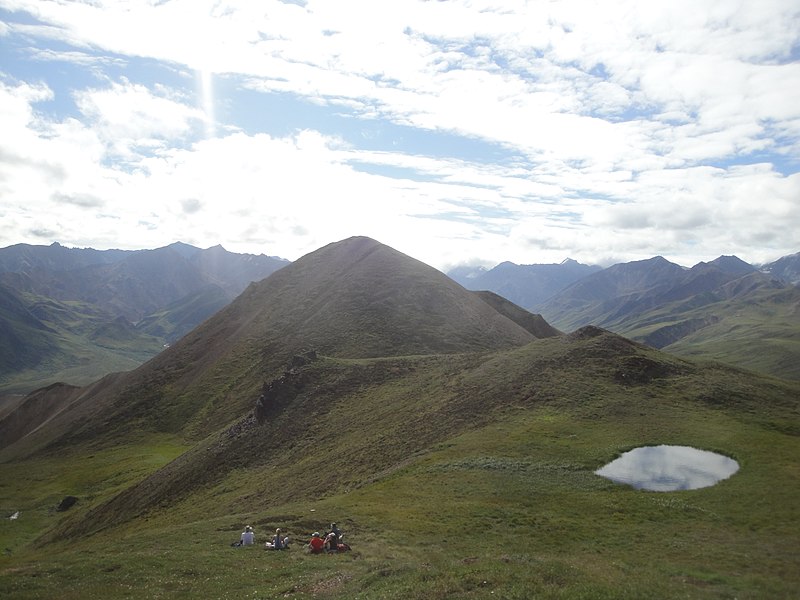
xmin=6 ymin=1 xmax=797 ymax=166
xmin=73 ymin=79 xmax=206 ymax=158
xmin=0 ymin=0 xmax=798 ymax=269
xmin=28 ymin=47 xmax=126 ymax=68
xmin=0 ymin=80 xmax=65 ymax=196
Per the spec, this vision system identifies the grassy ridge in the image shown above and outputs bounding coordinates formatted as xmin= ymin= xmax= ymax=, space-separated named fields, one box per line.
xmin=1 ymin=333 xmax=798 ymax=598
xmin=592 ymin=283 xmax=800 ymax=381
xmin=1 ymin=237 xmax=549 ymax=461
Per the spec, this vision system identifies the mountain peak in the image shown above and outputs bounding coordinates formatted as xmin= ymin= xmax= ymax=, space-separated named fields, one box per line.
xmin=0 ymin=236 xmax=557 ymax=459
xmin=705 ymin=255 xmax=755 ymax=275
xmin=164 ymin=241 xmax=202 ymax=259
xmin=200 ymin=236 xmax=547 ymax=364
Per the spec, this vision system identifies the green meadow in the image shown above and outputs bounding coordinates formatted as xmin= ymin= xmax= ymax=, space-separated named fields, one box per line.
xmin=2 ymin=344 xmax=798 ymax=599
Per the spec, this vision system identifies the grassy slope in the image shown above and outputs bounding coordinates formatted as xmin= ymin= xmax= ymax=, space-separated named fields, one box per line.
xmin=0 ymin=237 xmax=544 ymax=462
xmin=0 ymin=336 xmax=161 ymax=395
xmin=0 ymin=294 xmax=166 ymax=394
xmin=135 ymin=285 xmax=232 ymax=343
xmin=1 ymin=332 xmax=798 ymax=599
xmin=621 ymin=286 xmax=800 ymax=381
xmin=537 ymin=268 xmax=800 ymax=382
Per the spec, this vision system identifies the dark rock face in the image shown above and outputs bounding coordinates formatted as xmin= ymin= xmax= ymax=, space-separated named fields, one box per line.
xmin=254 ymin=350 xmax=318 ymax=424
xmin=289 ymin=349 xmax=317 ymax=369
xmin=567 ymin=325 xmax=607 ymax=340
xmin=56 ymin=496 xmax=78 ymax=512
xmin=613 ymin=356 xmax=677 ymax=385
xmin=254 ymin=394 xmax=267 ymax=425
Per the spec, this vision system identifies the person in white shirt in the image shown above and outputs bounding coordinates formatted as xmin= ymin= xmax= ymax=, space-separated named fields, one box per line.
xmin=241 ymin=525 xmax=255 ymax=546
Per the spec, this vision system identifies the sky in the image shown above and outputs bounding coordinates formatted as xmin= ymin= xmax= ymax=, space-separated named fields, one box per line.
xmin=1 ymin=0 xmax=799 ymax=271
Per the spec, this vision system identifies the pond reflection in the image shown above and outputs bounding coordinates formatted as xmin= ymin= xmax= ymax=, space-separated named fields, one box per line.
xmin=595 ymin=445 xmax=739 ymax=491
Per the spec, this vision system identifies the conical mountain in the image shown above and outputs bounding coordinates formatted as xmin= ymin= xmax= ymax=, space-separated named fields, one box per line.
xmin=1 ymin=236 xmax=556 ymax=460
xmin=224 ymin=236 xmax=546 ymax=356
xmin=140 ymin=236 xmax=550 ymax=393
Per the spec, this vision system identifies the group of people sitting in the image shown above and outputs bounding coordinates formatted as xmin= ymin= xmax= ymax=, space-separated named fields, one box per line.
xmin=307 ymin=523 xmax=343 ymax=554
xmin=236 ymin=525 xmax=290 ymax=549
xmin=235 ymin=522 xmax=345 ymax=553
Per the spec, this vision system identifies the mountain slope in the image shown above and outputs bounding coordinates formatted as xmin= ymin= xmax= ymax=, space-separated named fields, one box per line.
xmin=535 ymin=255 xmax=800 ymax=379
xmin=0 ymin=245 xmax=281 ymax=322
xmin=534 ymin=254 xmax=768 ymax=332
xmin=229 ymin=236 xmax=542 ymax=358
xmin=0 ymin=242 xmax=288 ymax=392
xmin=0 ymin=382 xmax=82 ymax=449
xmin=135 ymin=284 xmax=231 ymax=343
xmin=5 ymin=325 xmax=797 ymax=600
xmin=0 ymin=283 xmax=58 ymax=374
xmin=534 ymin=256 xmax=687 ymax=331
xmin=0 ymin=236 xmax=551 ymax=460
xmin=761 ymin=251 xmax=800 ymax=285
xmin=188 ymin=244 xmax=288 ymax=296
xmin=629 ymin=274 xmax=800 ymax=379
xmin=472 ymin=290 xmax=562 ymax=338
xmin=43 ymin=329 xmax=698 ymax=538
xmin=0 ymin=242 xmax=126 ymax=273
xmin=0 ymin=286 xmax=165 ymax=393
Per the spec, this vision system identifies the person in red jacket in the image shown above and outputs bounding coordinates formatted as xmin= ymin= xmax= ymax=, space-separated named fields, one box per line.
xmin=308 ymin=532 xmax=324 ymax=554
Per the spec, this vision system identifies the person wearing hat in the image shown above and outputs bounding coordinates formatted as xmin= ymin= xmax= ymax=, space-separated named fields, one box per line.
xmin=241 ymin=525 xmax=255 ymax=546
xmin=308 ymin=532 xmax=324 ymax=554
xmin=329 ymin=523 xmax=341 ymax=546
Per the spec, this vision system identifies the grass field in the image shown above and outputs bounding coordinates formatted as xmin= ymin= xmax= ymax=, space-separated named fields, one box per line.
xmin=2 ymin=371 xmax=798 ymax=599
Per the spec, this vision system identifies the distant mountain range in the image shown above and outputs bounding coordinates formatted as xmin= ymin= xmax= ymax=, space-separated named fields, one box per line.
xmin=0 ymin=242 xmax=288 ymax=392
xmin=448 ymin=258 xmax=603 ymax=309
xmin=449 ymin=252 xmax=800 ymax=380
xmin=2 ymin=239 xmax=798 ymax=393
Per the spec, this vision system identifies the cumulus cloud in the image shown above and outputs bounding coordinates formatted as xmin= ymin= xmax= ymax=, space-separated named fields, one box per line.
xmin=73 ymin=79 xmax=206 ymax=158
xmin=0 ymin=0 xmax=797 ymax=268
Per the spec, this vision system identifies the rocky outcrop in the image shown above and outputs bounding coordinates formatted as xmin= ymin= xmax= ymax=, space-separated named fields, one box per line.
xmin=254 ymin=350 xmax=318 ymax=425
xmin=56 ymin=496 xmax=78 ymax=512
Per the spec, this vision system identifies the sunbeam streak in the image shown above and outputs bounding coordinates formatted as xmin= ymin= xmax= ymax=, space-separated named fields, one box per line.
xmin=200 ymin=68 xmax=215 ymax=138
